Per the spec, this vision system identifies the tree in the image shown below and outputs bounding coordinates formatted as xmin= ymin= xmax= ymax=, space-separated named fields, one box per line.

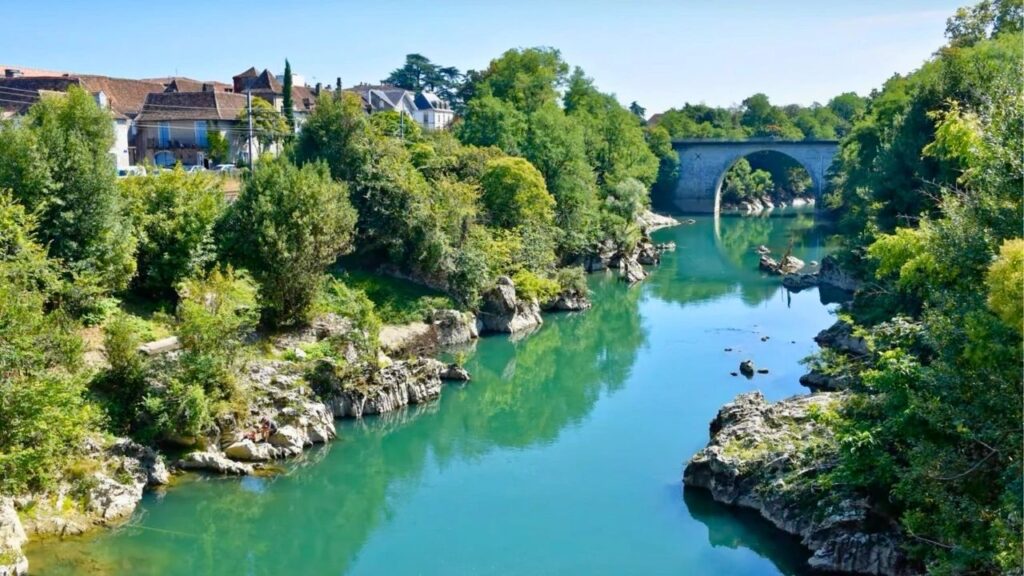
xmin=294 ymin=92 xmax=369 ymax=181
xmin=120 ymin=167 xmax=226 ymax=296
xmin=479 ymin=157 xmax=555 ymax=230
xmin=0 ymin=86 xmax=137 ymax=300
xmin=219 ymin=159 xmax=357 ymax=326
xmin=629 ymin=101 xmax=646 ymax=121
xmin=474 ymin=47 xmax=569 ymax=113
xmin=282 ymin=59 xmax=295 ymax=133
xmin=456 ymin=94 xmax=527 ymax=155
xmin=206 ymin=130 xmax=230 ymax=165
xmin=236 ymin=97 xmax=289 ymax=153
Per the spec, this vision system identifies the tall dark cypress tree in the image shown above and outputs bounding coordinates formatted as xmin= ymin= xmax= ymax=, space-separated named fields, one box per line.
xmin=282 ymin=59 xmax=295 ymax=133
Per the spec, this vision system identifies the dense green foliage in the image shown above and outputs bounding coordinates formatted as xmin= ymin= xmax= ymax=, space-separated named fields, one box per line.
xmin=121 ymin=168 xmax=226 ymax=296
xmin=0 ymin=192 xmax=99 ymax=494
xmin=220 ymin=158 xmax=356 ymax=326
xmin=812 ymin=3 xmax=1023 ymax=572
xmin=654 ymin=92 xmax=865 ymax=141
xmin=0 ymin=86 xmax=137 ymax=308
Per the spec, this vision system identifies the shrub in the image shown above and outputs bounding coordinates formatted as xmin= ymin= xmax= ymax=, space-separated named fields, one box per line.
xmin=555 ymin=266 xmax=588 ymax=295
xmin=511 ymin=269 xmax=560 ymax=302
xmin=121 ymin=167 xmax=225 ymax=296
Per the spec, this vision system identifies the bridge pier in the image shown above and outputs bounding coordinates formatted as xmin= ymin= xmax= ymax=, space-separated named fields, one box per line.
xmin=670 ymin=140 xmax=839 ymax=214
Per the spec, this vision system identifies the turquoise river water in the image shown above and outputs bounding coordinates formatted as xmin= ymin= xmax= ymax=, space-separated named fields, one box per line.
xmin=28 ymin=210 xmax=839 ymax=575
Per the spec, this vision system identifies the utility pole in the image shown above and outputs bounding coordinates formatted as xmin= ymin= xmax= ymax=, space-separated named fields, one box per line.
xmin=246 ymin=89 xmax=254 ymax=169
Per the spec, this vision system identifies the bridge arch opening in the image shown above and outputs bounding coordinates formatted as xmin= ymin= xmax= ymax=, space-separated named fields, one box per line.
xmin=670 ymin=140 xmax=838 ymax=214
xmin=714 ymin=150 xmax=816 ymax=212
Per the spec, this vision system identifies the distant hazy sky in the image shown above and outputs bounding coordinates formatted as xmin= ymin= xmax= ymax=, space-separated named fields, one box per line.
xmin=3 ymin=0 xmax=962 ymax=112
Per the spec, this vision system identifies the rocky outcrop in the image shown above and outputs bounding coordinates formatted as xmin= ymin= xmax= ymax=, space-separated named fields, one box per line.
xmin=379 ymin=322 xmax=436 ymax=355
xmin=620 ymin=257 xmax=648 ymax=284
xmin=479 ymin=276 xmax=543 ymax=334
xmin=799 ymin=370 xmax=853 ymax=392
xmin=815 ymin=320 xmax=869 ymax=357
xmin=176 ymin=451 xmax=253 ymax=475
xmin=818 ymin=255 xmax=860 ymax=292
xmin=544 ymin=291 xmax=592 ymax=312
xmin=440 ymin=364 xmax=471 ymax=382
xmin=636 ymin=209 xmax=680 ymax=233
xmin=0 ymin=498 xmax=27 ymax=576
xmin=18 ymin=438 xmax=168 ymax=539
xmin=684 ymin=391 xmax=911 ymax=575
xmin=782 ymin=272 xmax=819 ymax=292
xmin=760 ymin=254 xmax=805 ymax=275
xmin=431 ymin=309 xmax=480 ymax=347
xmin=317 ymin=357 xmax=449 ymax=418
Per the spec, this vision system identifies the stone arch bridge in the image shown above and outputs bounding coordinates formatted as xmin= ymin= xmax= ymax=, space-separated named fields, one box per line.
xmin=670 ymin=139 xmax=839 ymax=213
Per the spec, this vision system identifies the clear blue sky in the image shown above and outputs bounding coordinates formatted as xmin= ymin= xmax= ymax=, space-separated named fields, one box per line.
xmin=3 ymin=0 xmax=962 ymax=113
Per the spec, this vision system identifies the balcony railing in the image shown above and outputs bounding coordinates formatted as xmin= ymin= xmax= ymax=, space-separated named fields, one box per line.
xmin=147 ymin=138 xmax=204 ymax=150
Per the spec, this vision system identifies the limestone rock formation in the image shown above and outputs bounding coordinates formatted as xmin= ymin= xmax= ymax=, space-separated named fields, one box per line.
xmin=431 ymin=309 xmax=480 ymax=347
xmin=479 ymin=276 xmax=543 ymax=334
xmin=815 ymin=320 xmax=869 ymax=357
xmin=176 ymin=451 xmax=254 ymax=475
xmin=0 ymin=498 xmax=27 ymax=576
xmin=636 ymin=209 xmax=680 ymax=233
xmin=760 ymin=254 xmax=805 ymax=275
xmin=818 ymin=255 xmax=860 ymax=292
xmin=318 ymin=357 xmax=449 ymax=418
xmin=684 ymin=391 xmax=911 ymax=575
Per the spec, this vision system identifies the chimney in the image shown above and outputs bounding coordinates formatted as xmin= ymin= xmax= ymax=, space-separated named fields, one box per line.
xmin=314 ymin=82 xmax=322 ymax=96
xmin=4 ymin=69 xmax=21 ymax=78
xmin=336 ymin=77 xmax=342 ymax=94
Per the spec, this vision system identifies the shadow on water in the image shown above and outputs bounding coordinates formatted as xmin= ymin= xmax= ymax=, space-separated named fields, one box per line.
xmin=682 ymin=487 xmax=816 ymax=576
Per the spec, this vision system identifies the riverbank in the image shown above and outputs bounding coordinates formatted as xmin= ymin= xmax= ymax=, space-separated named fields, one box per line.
xmin=23 ymin=212 xmax=839 ymax=576
xmin=4 ymin=214 xmax=683 ymax=575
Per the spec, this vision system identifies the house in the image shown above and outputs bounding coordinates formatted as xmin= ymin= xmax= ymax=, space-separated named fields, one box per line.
xmin=346 ymin=84 xmax=453 ymax=131
xmin=135 ymin=89 xmax=252 ymax=167
xmin=413 ymin=91 xmax=454 ymax=130
xmin=0 ymin=68 xmax=165 ymax=169
xmin=232 ymin=67 xmax=317 ymax=131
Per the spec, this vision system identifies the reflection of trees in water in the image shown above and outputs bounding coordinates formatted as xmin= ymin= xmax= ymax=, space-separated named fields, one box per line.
xmin=29 ymin=275 xmax=648 ymax=576
xmin=682 ymin=488 xmax=813 ymax=576
xmin=650 ymin=212 xmax=828 ymax=309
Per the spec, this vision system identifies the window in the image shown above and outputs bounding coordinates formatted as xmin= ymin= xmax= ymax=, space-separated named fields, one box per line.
xmin=158 ymin=122 xmax=170 ymax=147
xmin=195 ymin=121 xmax=208 ymax=147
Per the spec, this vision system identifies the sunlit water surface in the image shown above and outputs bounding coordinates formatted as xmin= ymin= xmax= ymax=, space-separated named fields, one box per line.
xmin=28 ymin=210 xmax=839 ymax=575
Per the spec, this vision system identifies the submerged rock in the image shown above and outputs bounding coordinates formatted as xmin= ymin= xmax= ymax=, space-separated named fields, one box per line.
xmin=479 ymin=276 xmax=543 ymax=334
xmin=684 ymin=391 xmax=911 ymax=575
xmin=782 ymin=273 xmax=818 ymax=292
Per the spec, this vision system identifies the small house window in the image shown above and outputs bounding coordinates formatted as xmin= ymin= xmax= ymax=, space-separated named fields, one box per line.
xmin=158 ymin=122 xmax=170 ymax=147
xmin=195 ymin=121 xmax=208 ymax=147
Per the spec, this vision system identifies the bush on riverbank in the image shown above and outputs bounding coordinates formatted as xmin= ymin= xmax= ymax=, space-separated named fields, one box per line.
xmin=807 ymin=4 xmax=1023 ymax=572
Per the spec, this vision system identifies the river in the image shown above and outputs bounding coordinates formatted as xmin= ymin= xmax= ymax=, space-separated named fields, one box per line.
xmin=27 ymin=209 xmax=839 ymax=575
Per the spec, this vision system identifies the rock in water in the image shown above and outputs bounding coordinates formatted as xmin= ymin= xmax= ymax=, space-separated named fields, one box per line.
xmin=621 ymin=258 xmax=647 ymax=284
xmin=817 ymin=255 xmax=860 ymax=292
xmin=815 ymin=320 xmax=869 ymax=357
xmin=177 ymin=451 xmax=253 ymax=475
xmin=684 ymin=392 xmax=911 ymax=575
xmin=782 ymin=273 xmax=818 ymax=292
xmin=760 ymin=254 xmax=805 ymax=276
xmin=320 ymin=357 xmax=453 ymax=418
xmin=440 ymin=364 xmax=471 ymax=382
xmin=739 ymin=360 xmax=755 ymax=377
xmin=478 ymin=276 xmax=543 ymax=334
